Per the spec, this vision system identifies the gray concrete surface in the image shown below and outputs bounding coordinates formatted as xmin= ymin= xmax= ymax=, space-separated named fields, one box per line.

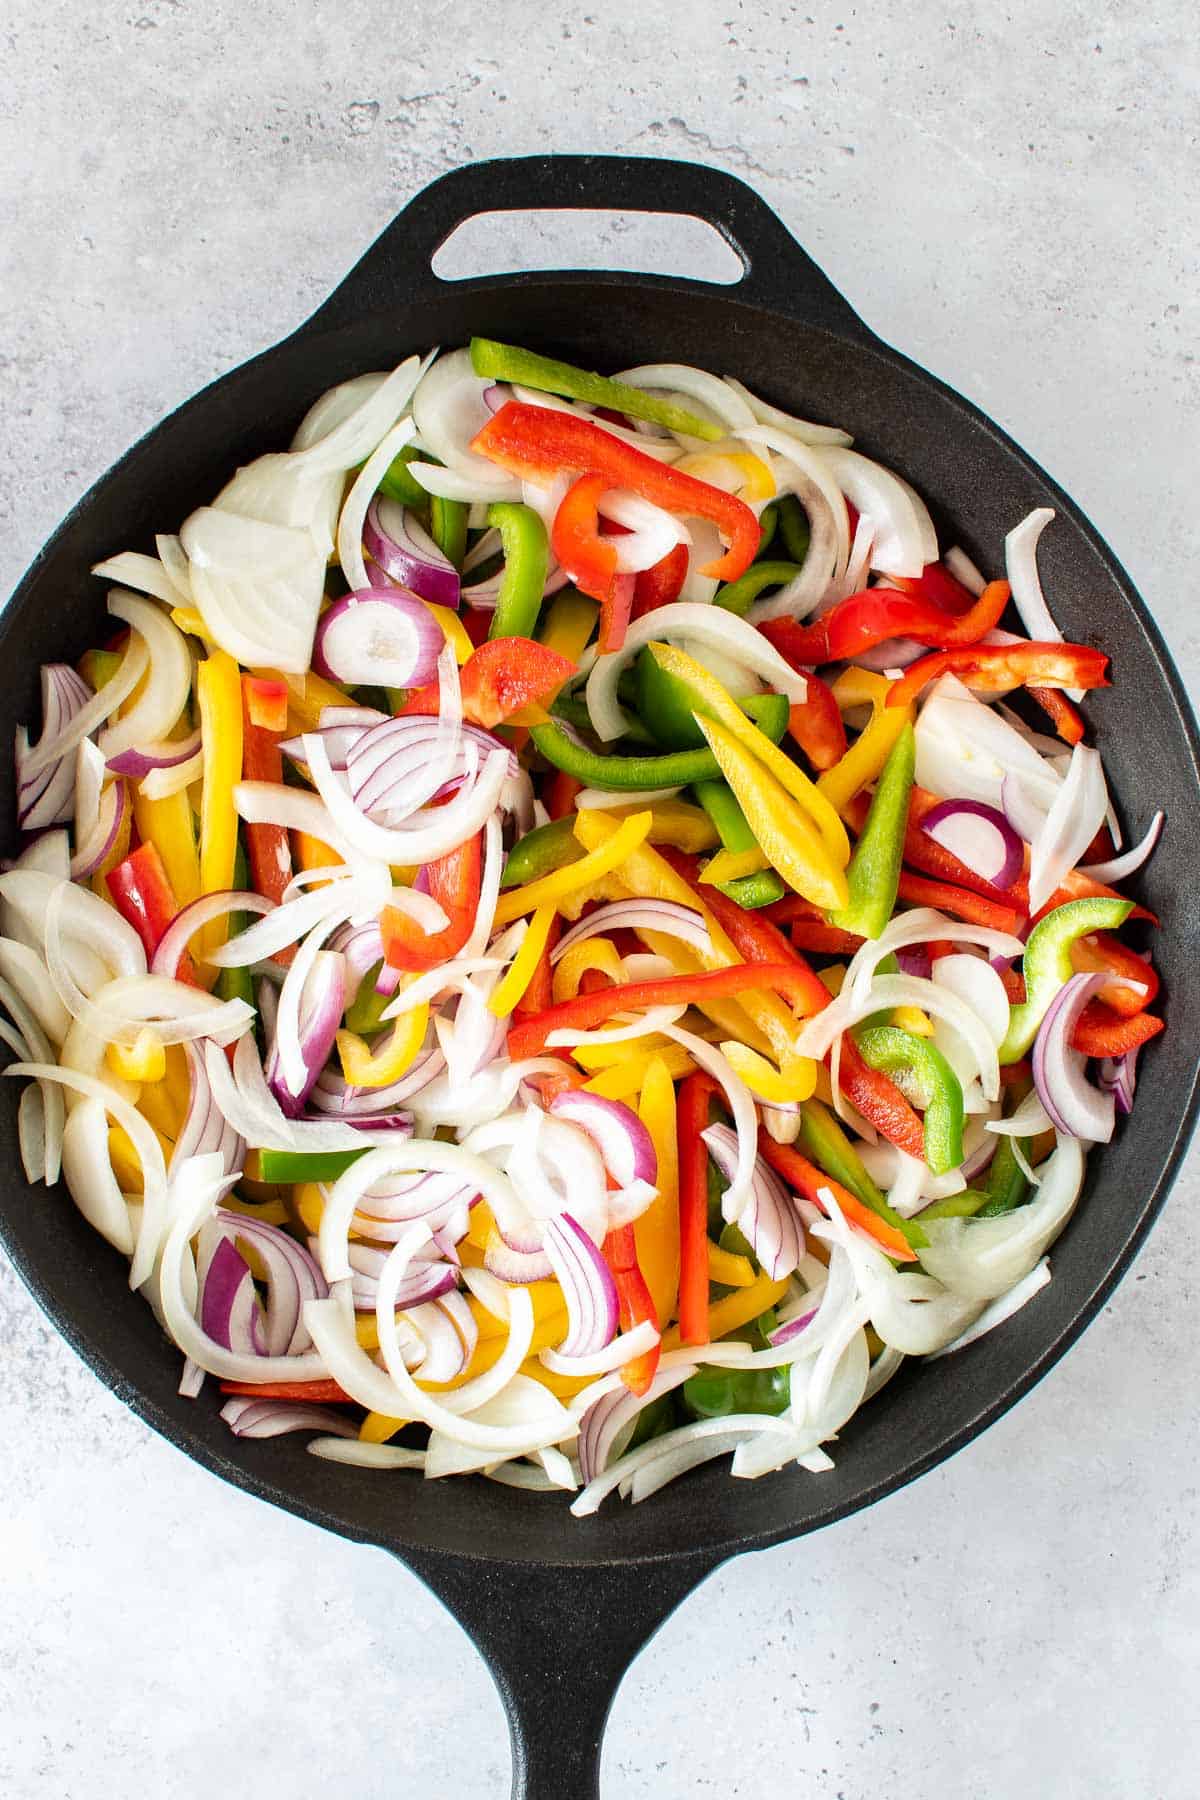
xmin=2 ymin=3 xmax=1197 ymax=1795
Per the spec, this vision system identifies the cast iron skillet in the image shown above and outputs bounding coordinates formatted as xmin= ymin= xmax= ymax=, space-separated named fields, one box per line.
xmin=2 ymin=156 xmax=1198 ymax=1798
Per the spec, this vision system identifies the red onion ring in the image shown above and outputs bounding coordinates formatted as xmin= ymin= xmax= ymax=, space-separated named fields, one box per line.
xmin=312 ymin=587 xmax=446 ymax=691
xmin=920 ymin=798 xmax=1024 ymax=891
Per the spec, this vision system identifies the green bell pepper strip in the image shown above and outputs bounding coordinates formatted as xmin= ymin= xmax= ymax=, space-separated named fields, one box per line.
xmin=913 ymin=1188 xmax=991 ymax=1221
xmin=215 ymin=840 xmax=254 ymax=1009
xmin=430 ymin=493 xmax=468 ymax=570
xmin=999 ymin=895 xmax=1135 ymax=1062
xmin=552 ymin=692 xmax=659 ymax=751
xmin=854 ymin=1024 xmax=965 ymax=1176
xmin=376 ymin=443 xmax=430 ymax=509
xmin=717 ymin=869 xmax=787 ymax=909
xmin=626 ymin=1392 xmax=679 ymax=1450
xmin=831 ymin=721 xmax=915 ymax=940
xmin=799 ymin=1096 xmax=926 ymax=1249
xmin=755 ymin=503 xmax=779 ymax=557
xmin=713 ymin=561 xmax=803 ymax=617
xmin=343 ymin=959 xmax=394 ymax=1035
xmin=486 ymin=501 xmax=549 ymax=640
xmin=500 ymin=817 xmax=582 ymax=890
xmin=776 ymin=493 xmax=812 ymax=564
xmin=634 ymin=645 xmax=791 ymax=752
xmin=468 ymin=338 xmax=723 ymax=442
xmin=693 ymin=780 xmax=756 ymax=853
xmin=530 ymin=693 xmax=789 ymax=792
xmin=682 ymin=1362 xmax=791 ymax=1419
xmin=256 ymin=1147 xmax=369 ymax=1183
xmin=975 ymin=1133 xmax=1032 ymax=1216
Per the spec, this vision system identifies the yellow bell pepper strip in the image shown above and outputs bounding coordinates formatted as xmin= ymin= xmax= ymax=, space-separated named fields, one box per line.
xmin=223 ymin=1192 xmax=290 ymax=1226
xmin=195 ymin=649 xmax=244 ymax=959
xmin=720 ymin=1041 xmax=817 ymax=1104
xmin=360 ymin=1411 xmax=408 ymax=1444
xmin=893 ymin=1005 xmax=935 ymax=1036
xmin=695 ymin=716 xmax=849 ymax=913
xmin=584 ymin=1050 xmax=697 ymax=1100
xmin=426 ymin=602 xmax=474 ymax=664
xmin=634 ymin=1055 xmax=680 ymax=1327
xmin=491 ymin=808 xmax=652 ymax=928
xmin=660 ymin=1271 xmax=791 ymax=1352
xmin=91 ymin=793 xmax=134 ymax=900
xmin=292 ymin=828 xmax=342 ymax=887
xmin=831 ymin=721 xmax=915 ymax=940
xmin=488 ymin=905 xmax=557 ymax=1016
xmin=170 ymin=606 xmax=211 ymax=640
xmin=470 ymin=1282 xmax=567 ymax=1338
xmin=552 ymin=937 xmax=625 ymax=1005
xmin=107 ymin=1029 xmax=167 ymax=1085
xmin=137 ymin=1042 xmax=189 ymax=1141
xmin=645 ymin=643 xmax=850 ymax=866
xmin=674 ymin=448 xmax=776 ymax=500
xmin=519 ymin=1359 xmax=596 ymax=1400
xmin=572 ymin=812 xmax=806 ymax=1060
xmin=575 ymin=1032 xmax=690 ymax=1072
xmin=539 ymin=588 xmax=599 ymax=662
xmin=624 ymin=800 xmax=719 ymax=854
xmin=132 ymin=784 xmax=201 ymax=912
xmin=706 ymin=1240 xmax=756 ymax=1287
xmin=335 ymin=1000 xmax=431 ymax=1089
xmin=818 ymin=689 xmax=915 ymax=818
xmin=699 ymin=846 xmax=770 ymax=885
xmin=275 ymin=668 xmax=352 ymax=734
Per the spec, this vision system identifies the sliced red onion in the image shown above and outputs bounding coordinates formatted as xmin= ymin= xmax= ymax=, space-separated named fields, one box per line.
xmin=1032 ymin=972 xmax=1116 ymax=1142
xmin=462 ymin=558 xmax=570 ymax=612
xmin=312 ymin=588 xmax=445 ymax=691
xmin=703 ymin=1121 xmax=804 ymax=1281
xmin=17 ymin=665 xmax=93 ymax=829
xmin=199 ymin=1236 xmax=265 ymax=1357
xmin=767 ymin=1305 xmax=820 ymax=1347
xmin=959 ymin=1131 xmax=999 ymax=1183
xmin=1098 ymin=1044 xmax=1141 ymax=1116
xmin=896 ymin=945 xmax=932 ymax=982
xmin=308 ymin=1044 xmax=445 ymax=1116
xmin=341 ymin=1240 xmax=459 ymax=1312
xmin=548 ymin=1090 xmax=657 ymax=1190
xmin=849 ymin=636 xmax=928 ymax=673
xmin=351 ymin=1168 xmax=478 ymax=1241
xmin=69 ymin=777 xmax=129 ymax=880
xmin=364 ymin=496 xmax=461 ymax=608
xmin=220 ymin=1397 xmax=358 ymax=1440
xmin=151 ymin=890 xmax=275 ymax=979
xmin=267 ymin=949 xmax=345 ymax=1117
xmin=552 ymin=899 xmax=714 ymax=964
xmin=577 ymin=1364 xmax=696 ymax=1485
xmin=327 ymin=919 xmax=388 ymax=993
xmin=482 ymin=383 xmax=509 ymax=414
xmin=106 ymin=728 xmax=202 ymax=779
xmin=921 ymin=798 xmax=1024 ymax=891
xmin=483 ymin=1240 xmax=555 ymax=1284
xmin=1083 ymin=810 xmax=1164 ymax=885
xmin=170 ymin=1040 xmax=245 ymax=1178
xmin=209 ymin=1208 xmax=329 ymax=1356
xmin=543 ymin=1212 xmax=619 ymax=1356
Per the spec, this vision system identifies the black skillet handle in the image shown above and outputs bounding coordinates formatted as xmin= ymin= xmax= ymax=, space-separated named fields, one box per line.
xmin=305 ymin=153 xmax=871 ymax=341
xmin=400 ymin=1545 xmax=723 ymax=1799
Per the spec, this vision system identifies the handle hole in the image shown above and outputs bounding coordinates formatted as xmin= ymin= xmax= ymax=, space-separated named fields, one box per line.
xmin=431 ymin=208 xmax=746 ymax=286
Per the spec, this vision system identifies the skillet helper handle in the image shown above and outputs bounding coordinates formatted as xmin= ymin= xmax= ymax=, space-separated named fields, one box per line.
xmin=400 ymin=1546 xmax=722 ymax=1799
xmin=306 ymin=152 xmax=871 ymax=340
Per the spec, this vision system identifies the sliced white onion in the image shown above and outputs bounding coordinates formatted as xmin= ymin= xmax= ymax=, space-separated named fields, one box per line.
xmin=917 ymin=1137 xmax=1084 ymax=1301
xmin=18 ymin=636 xmax=148 ymax=782
xmin=411 ymin=348 xmax=522 ymax=494
xmin=337 ymin=417 xmax=417 ymax=597
xmin=1083 ymin=810 xmax=1164 ymax=885
xmin=61 ymin=1097 xmax=136 ymax=1255
xmin=181 ymin=507 xmax=328 ymax=674
xmin=925 ymin=1257 xmax=1052 ymax=1359
xmin=91 ymin=552 xmax=177 ymax=606
xmin=1027 ymin=743 xmax=1109 ymax=912
xmin=797 ymin=972 xmax=1002 ymax=1103
xmin=819 ymin=447 xmax=934 ymax=577
xmin=613 ymin=364 xmax=756 ymax=434
xmin=722 ymin=377 xmax=853 ymax=448
xmin=916 ymin=673 xmax=1063 ymax=814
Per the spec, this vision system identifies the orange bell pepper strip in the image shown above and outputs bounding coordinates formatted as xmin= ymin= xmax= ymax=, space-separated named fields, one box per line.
xmin=1029 ymin=684 xmax=1086 ymax=745
xmin=380 ymin=832 xmax=482 ymax=973
xmin=885 ymin=641 xmax=1110 ymax=710
xmin=757 ymin=1129 xmax=918 ymax=1263
xmin=471 ymin=400 xmax=759 ymax=582
xmin=1071 ymin=1006 xmax=1164 ymax=1057
xmin=603 ymin=1223 xmax=661 ymax=1396
xmin=506 ymin=961 xmax=834 ymax=1061
xmin=242 ymin=675 xmax=290 ymax=733
xmin=676 ymin=1071 xmax=719 ymax=1345
xmin=241 ymin=676 xmax=295 ymax=961
xmin=786 ymin=670 xmax=846 ymax=772
xmin=763 ymin=578 xmax=1012 ymax=667
xmin=220 ymin=1378 xmax=352 ymax=1402
xmin=1070 ymin=932 xmax=1159 ymax=1017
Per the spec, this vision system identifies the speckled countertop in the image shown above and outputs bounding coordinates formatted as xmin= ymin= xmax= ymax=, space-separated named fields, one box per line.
xmin=2 ymin=4 xmax=1198 ymax=1795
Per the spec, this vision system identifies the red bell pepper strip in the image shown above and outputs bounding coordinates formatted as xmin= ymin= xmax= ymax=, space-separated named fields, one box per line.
xmin=241 ymin=677 xmax=295 ymax=963
xmin=632 ymin=541 xmax=689 ymax=619
xmin=603 ymin=1223 xmax=661 ymax=1395
xmin=887 ymin=561 xmax=977 ymax=615
xmin=220 ymin=1379 xmax=352 ymax=1402
xmin=544 ymin=770 xmax=583 ymax=822
xmin=762 ymin=578 xmax=1012 ymax=667
xmin=1070 ymin=932 xmax=1159 ymax=1016
xmin=1071 ymin=1005 xmax=1164 ymax=1057
xmin=107 ymin=842 xmax=197 ymax=983
xmin=676 ymin=1071 xmax=719 ymax=1345
xmin=787 ymin=671 xmax=847 ymax=771
xmin=895 ymin=870 xmax=1025 ymax=936
xmin=999 ymin=1057 xmax=1033 ymax=1088
xmin=505 ymin=962 xmax=833 ymax=1060
xmin=380 ymin=833 xmax=482 ymax=973
xmin=926 ymin=938 xmax=957 ymax=962
xmin=471 ymin=401 xmax=759 ymax=584
xmin=756 ymin=1130 xmax=917 ymax=1262
xmin=549 ymin=472 xmax=637 ymax=647
xmin=885 ymin=641 xmax=1110 ymax=710
xmin=396 ymin=637 xmax=576 ymax=730
xmin=788 ymin=920 xmax=867 ymax=956
xmin=659 ymin=855 xmax=831 ymax=1018
xmin=242 ymin=675 xmax=289 ymax=734
xmin=1029 ymin=684 xmax=1086 ymax=746
xmin=836 ymin=1035 xmax=927 ymax=1159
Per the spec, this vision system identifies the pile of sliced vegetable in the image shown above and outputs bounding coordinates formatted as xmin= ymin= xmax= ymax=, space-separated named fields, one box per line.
xmin=1 ymin=339 xmax=1165 ymax=1512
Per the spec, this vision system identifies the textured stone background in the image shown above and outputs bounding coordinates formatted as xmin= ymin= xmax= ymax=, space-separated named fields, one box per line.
xmin=2 ymin=4 xmax=1198 ymax=1796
